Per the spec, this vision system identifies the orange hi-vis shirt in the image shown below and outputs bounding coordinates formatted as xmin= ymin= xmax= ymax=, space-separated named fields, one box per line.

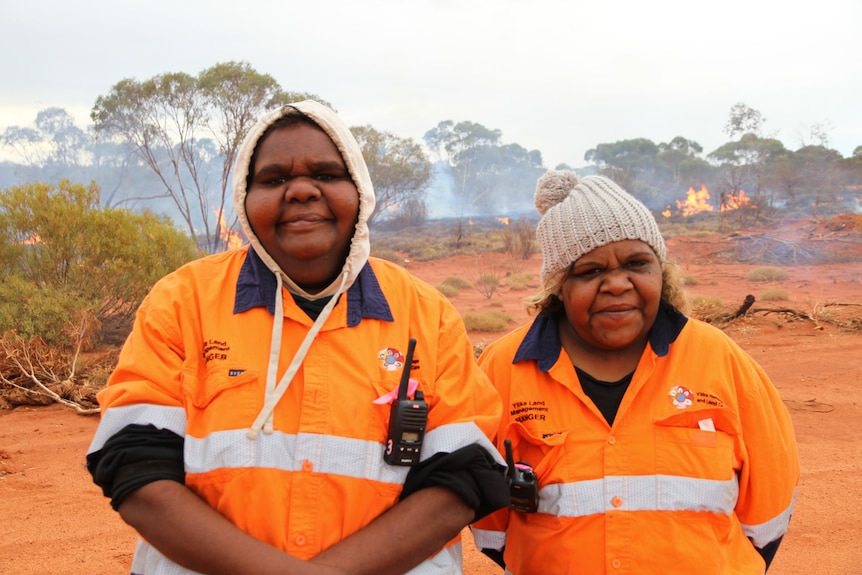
xmin=472 ymin=307 xmax=799 ymax=575
xmin=88 ymin=248 xmax=503 ymax=574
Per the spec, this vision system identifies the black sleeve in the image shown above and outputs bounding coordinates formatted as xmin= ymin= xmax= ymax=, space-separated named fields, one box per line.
xmin=756 ymin=535 xmax=784 ymax=572
xmin=86 ymin=423 xmax=185 ymax=510
xmin=399 ymin=443 xmax=509 ymax=521
xmin=480 ymin=546 xmax=506 ymax=569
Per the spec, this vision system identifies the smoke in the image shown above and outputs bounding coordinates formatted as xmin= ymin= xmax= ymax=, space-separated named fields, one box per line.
xmin=424 ymin=162 xmax=463 ymax=219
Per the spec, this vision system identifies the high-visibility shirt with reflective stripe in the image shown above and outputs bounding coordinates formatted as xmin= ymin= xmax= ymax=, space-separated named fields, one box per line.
xmin=472 ymin=308 xmax=799 ymax=575
xmin=89 ymin=249 xmax=502 ymax=570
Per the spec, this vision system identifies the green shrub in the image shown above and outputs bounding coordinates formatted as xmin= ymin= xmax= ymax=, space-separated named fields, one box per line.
xmin=0 ymin=180 xmax=199 ymax=345
xmin=746 ymin=266 xmax=789 ymax=282
xmin=462 ymin=310 xmax=512 ymax=332
xmin=435 ymin=283 xmax=459 ymax=297
xmin=761 ymin=288 xmax=789 ymax=301
xmin=441 ymin=275 xmax=472 ymax=289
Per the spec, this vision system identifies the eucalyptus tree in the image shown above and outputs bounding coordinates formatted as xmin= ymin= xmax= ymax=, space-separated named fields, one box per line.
xmin=584 ymin=138 xmax=662 ymax=205
xmin=1 ymin=107 xmax=90 ymax=182
xmin=423 ymin=120 xmax=543 ymax=216
xmin=351 ymin=125 xmax=432 ymax=226
xmin=91 ymin=61 xmax=329 ymax=252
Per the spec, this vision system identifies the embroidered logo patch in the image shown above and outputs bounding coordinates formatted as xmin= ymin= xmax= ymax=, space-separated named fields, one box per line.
xmin=669 ymin=385 xmax=694 ymax=409
xmin=378 ymin=347 xmax=406 ymax=371
xmin=203 ymin=339 xmax=230 ymax=363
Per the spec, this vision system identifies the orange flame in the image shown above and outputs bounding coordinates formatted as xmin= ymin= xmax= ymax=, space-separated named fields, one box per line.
xmin=214 ymin=209 xmax=244 ymax=250
xmin=497 ymin=217 xmax=510 ymax=226
xmin=675 ymin=185 xmax=714 ymax=217
xmin=720 ymin=190 xmax=753 ymax=212
xmin=20 ymin=233 xmax=42 ymax=245
xmin=468 ymin=218 xmax=474 ymax=225
xmin=661 ymin=206 xmax=672 ymax=218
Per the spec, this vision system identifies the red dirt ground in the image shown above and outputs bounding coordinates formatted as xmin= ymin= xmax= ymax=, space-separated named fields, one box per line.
xmin=2 ymin=220 xmax=861 ymax=574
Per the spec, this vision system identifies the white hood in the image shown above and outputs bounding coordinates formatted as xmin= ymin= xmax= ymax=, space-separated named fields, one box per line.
xmin=232 ymin=100 xmax=375 ymax=299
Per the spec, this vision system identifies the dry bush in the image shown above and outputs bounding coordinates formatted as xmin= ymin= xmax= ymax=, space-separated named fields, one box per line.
xmin=441 ymin=276 xmax=472 ymax=289
xmin=462 ymin=310 xmax=513 ymax=333
xmin=746 ymin=266 xmax=789 ymax=282
xmin=689 ymin=296 xmax=725 ymax=322
xmin=506 ymin=272 xmax=536 ymax=291
xmin=471 ymin=253 xmax=508 ymax=299
xmin=435 ymin=283 xmax=459 ymax=297
xmin=371 ymin=247 xmax=404 ymax=264
xmin=0 ymin=312 xmax=113 ymax=414
xmin=761 ymin=288 xmax=789 ymax=301
xmin=501 ymin=218 xmax=537 ymax=261
xmin=474 ymin=273 xmax=500 ymax=299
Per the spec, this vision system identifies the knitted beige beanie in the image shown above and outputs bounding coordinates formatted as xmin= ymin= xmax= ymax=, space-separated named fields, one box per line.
xmin=535 ymin=172 xmax=667 ymax=283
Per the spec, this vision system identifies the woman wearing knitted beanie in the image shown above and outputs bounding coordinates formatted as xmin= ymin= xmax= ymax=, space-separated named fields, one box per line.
xmin=471 ymin=172 xmax=799 ymax=574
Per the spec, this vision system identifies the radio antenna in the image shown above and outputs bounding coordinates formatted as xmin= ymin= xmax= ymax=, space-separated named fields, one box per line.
xmin=397 ymin=338 xmax=417 ymax=401
xmin=504 ymin=439 xmax=516 ymax=480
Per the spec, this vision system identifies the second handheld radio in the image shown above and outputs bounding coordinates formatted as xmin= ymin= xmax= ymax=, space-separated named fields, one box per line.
xmin=383 ymin=338 xmax=427 ymax=466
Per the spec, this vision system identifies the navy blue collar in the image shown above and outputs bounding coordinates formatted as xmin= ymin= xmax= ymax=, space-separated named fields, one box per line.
xmin=233 ymin=247 xmax=393 ymax=326
xmin=513 ymin=303 xmax=688 ymax=372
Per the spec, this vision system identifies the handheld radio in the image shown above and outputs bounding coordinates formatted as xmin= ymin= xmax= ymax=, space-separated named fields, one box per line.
xmin=504 ymin=438 xmax=539 ymax=513
xmin=384 ymin=338 xmax=427 ymax=466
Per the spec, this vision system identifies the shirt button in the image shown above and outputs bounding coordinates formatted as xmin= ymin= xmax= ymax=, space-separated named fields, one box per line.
xmin=295 ymin=534 xmax=306 ymax=546
xmin=302 ymin=460 xmax=313 ymax=472
xmin=611 ymin=496 xmax=623 ymax=508
xmin=607 ymin=435 xmax=616 ymax=445
xmin=611 ymin=558 xmax=622 ymax=569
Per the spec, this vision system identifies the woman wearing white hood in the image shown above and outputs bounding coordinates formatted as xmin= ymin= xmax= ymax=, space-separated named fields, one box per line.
xmin=86 ymin=101 xmax=507 ymax=575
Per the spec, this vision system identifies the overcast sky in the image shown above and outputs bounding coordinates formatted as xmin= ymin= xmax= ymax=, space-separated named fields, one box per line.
xmin=2 ymin=0 xmax=860 ymax=169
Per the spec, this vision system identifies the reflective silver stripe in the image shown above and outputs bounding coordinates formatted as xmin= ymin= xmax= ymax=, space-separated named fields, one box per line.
xmin=471 ymin=526 xmax=506 ymax=552
xmin=538 ymin=474 xmax=739 ymax=517
xmin=131 ymin=538 xmax=463 ymax=574
xmin=741 ymin=487 xmax=797 ymax=548
xmin=87 ymin=404 xmax=187 ymax=454
xmin=423 ymin=421 xmax=506 ymax=467
xmin=185 ymin=420 xmax=498 ymax=484
xmin=185 ymin=429 xmax=409 ymax=485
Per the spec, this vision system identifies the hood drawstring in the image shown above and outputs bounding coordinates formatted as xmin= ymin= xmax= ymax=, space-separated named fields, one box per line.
xmin=247 ymin=269 xmax=349 ymax=440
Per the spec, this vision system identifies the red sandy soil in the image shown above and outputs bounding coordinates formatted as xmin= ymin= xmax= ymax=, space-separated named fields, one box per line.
xmin=2 ymin=219 xmax=861 ymax=574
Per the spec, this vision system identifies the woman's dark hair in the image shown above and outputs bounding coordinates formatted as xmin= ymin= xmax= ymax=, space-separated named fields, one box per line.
xmin=245 ymin=112 xmax=321 ymax=190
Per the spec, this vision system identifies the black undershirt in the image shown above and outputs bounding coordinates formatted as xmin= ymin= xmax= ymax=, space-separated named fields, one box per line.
xmin=575 ymin=367 xmax=634 ymax=426
xmin=292 ymin=293 xmax=333 ymax=319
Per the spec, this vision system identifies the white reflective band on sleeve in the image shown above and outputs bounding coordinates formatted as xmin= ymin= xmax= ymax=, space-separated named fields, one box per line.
xmin=471 ymin=527 xmax=507 ymax=552
xmin=741 ymin=487 xmax=798 ymax=548
xmin=87 ymin=404 xmax=187 ymax=455
xmin=130 ymin=538 xmax=463 ymax=574
xmin=422 ymin=421 xmax=506 ymax=467
xmin=538 ymin=474 xmax=740 ymax=517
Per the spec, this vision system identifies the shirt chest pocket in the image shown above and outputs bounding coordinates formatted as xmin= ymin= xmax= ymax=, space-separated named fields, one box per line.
xmin=504 ymin=420 xmax=570 ymax=485
xmin=182 ymin=369 xmax=261 ymax=434
xmin=653 ymin=408 xmax=741 ymax=480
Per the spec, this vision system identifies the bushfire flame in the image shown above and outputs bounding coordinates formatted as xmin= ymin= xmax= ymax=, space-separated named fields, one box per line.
xmin=663 ymin=185 xmax=756 ymax=218
xmin=214 ymin=210 xmax=244 ymax=250
xmin=497 ymin=217 xmax=510 ymax=226
xmin=720 ymin=190 xmax=753 ymax=212
xmin=676 ymin=185 xmax=714 ymax=217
